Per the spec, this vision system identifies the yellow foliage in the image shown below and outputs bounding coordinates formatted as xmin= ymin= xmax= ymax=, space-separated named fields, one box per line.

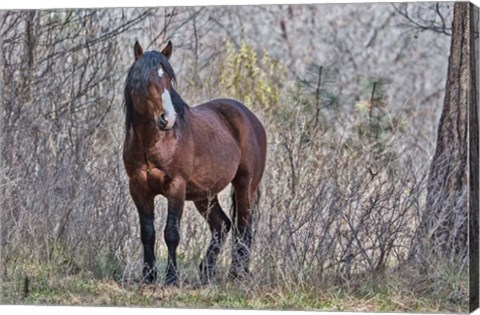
xmin=219 ymin=40 xmax=286 ymax=113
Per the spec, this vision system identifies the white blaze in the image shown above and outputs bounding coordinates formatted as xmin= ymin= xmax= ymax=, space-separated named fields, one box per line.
xmin=158 ymin=67 xmax=164 ymax=78
xmin=161 ymin=89 xmax=177 ymax=129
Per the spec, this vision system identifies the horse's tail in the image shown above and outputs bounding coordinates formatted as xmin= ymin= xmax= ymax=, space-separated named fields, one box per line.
xmin=230 ymin=188 xmax=261 ymax=235
xmin=231 ymin=188 xmax=237 ymax=229
xmin=252 ymin=189 xmax=261 ymax=238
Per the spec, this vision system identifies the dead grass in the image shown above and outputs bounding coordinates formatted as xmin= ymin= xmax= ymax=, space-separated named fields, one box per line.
xmin=1 ymin=261 xmax=468 ymax=312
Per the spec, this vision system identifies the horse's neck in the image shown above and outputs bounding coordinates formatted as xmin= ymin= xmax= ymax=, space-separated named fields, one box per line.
xmin=131 ymin=116 xmax=160 ymax=146
xmin=170 ymin=88 xmax=189 ymax=114
xmin=131 ymin=114 xmax=183 ymax=148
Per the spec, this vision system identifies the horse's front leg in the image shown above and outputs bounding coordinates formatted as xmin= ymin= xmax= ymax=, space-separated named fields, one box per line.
xmin=130 ymin=182 xmax=157 ymax=284
xmin=164 ymin=180 xmax=186 ymax=286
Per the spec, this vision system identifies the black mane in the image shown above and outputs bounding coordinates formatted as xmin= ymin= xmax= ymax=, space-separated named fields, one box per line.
xmin=123 ymin=51 xmax=189 ymax=137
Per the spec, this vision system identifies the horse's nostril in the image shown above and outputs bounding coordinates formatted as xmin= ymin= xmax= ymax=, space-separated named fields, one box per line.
xmin=157 ymin=113 xmax=168 ymax=128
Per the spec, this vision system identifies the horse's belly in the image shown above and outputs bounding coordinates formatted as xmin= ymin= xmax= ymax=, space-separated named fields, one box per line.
xmin=185 ymin=176 xmax=233 ymax=201
xmin=185 ymin=158 xmax=239 ymax=201
xmin=185 ymin=187 xmax=216 ymax=201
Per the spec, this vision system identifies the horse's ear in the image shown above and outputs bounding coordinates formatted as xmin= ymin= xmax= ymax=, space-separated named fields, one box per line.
xmin=134 ymin=41 xmax=143 ymax=60
xmin=161 ymin=41 xmax=173 ymax=60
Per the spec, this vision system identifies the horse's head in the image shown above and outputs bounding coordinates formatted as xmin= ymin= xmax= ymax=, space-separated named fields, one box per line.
xmin=127 ymin=41 xmax=177 ymax=130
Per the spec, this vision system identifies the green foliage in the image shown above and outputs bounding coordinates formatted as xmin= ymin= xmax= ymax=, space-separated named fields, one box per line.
xmin=294 ymin=63 xmax=340 ymax=126
xmin=355 ymin=78 xmax=392 ymax=142
xmin=327 ymin=77 xmax=406 ymax=176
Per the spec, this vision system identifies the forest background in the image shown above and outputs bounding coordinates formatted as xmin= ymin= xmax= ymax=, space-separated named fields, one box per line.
xmin=0 ymin=0 xmax=477 ymax=313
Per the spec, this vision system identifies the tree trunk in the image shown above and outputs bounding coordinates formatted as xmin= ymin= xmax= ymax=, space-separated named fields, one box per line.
xmin=468 ymin=4 xmax=479 ymax=312
xmin=411 ymin=2 xmax=474 ymax=264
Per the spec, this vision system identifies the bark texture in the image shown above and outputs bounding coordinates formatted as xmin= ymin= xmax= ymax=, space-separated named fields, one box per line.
xmin=468 ymin=3 xmax=479 ymax=312
xmin=412 ymin=2 xmax=472 ymax=263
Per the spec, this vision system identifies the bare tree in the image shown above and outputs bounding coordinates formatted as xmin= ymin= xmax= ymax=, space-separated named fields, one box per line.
xmin=393 ymin=2 xmax=453 ymax=36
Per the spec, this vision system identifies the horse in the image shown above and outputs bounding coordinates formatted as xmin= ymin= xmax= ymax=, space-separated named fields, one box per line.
xmin=122 ymin=40 xmax=267 ymax=285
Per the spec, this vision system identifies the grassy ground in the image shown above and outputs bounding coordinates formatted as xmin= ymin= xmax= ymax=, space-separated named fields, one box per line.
xmin=1 ymin=261 xmax=468 ymax=313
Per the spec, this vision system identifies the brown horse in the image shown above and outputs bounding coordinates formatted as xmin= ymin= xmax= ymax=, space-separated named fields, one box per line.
xmin=122 ymin=41 xmax=267 ymax=285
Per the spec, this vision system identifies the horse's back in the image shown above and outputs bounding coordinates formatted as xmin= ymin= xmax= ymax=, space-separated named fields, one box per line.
xmin=194 ymin=98 xmax=266 ymax=149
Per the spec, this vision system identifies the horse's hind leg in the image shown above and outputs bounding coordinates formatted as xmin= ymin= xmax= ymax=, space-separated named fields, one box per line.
xmin=229 ymin=177 xmax=257 ymax=279
xmin=194 ymin=196 xmax=232 ymax=284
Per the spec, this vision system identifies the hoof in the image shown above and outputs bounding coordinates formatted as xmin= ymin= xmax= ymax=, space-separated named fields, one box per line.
xmin=142 ymin=267 xmax=157 ymax=284
xmin=228 ymin=265 xmax=248 ymax=280
xmin=165 ymin=273 xmax=179 ymax=287
xmin=199 ymin=261 xmax=215 ymax=285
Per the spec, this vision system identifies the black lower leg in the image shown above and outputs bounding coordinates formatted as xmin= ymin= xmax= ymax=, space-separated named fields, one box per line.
xmin=139 ymin=212 xmax=157 ymax=283
xmin=200 ymin=217 xmax=231 ymax=283
xmin=230 ymin=221 xmax=252 ymax=279
xmin=164 ymin=211 xmax=180 ymax=286
xmin=230 ymin=228 xmax=252 ymax=277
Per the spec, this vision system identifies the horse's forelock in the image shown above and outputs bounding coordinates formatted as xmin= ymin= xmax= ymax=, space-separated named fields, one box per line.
xmin=158 ymin=59 xmax=176 ymax=84
xmin=131 ymin=51 xmax=175 ymax=87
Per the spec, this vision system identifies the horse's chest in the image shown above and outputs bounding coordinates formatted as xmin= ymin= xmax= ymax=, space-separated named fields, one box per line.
xmin=145 ymin=167 xmax=171 ymax=195
xmin=125 ymin=152 xmax=174 ymax=196
xmin=144 ymin=151 xmax=174 ymax=188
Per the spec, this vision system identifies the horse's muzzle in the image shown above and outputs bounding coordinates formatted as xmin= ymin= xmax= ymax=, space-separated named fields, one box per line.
xmin=156 ymin=112 xmax=176 ymax=130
